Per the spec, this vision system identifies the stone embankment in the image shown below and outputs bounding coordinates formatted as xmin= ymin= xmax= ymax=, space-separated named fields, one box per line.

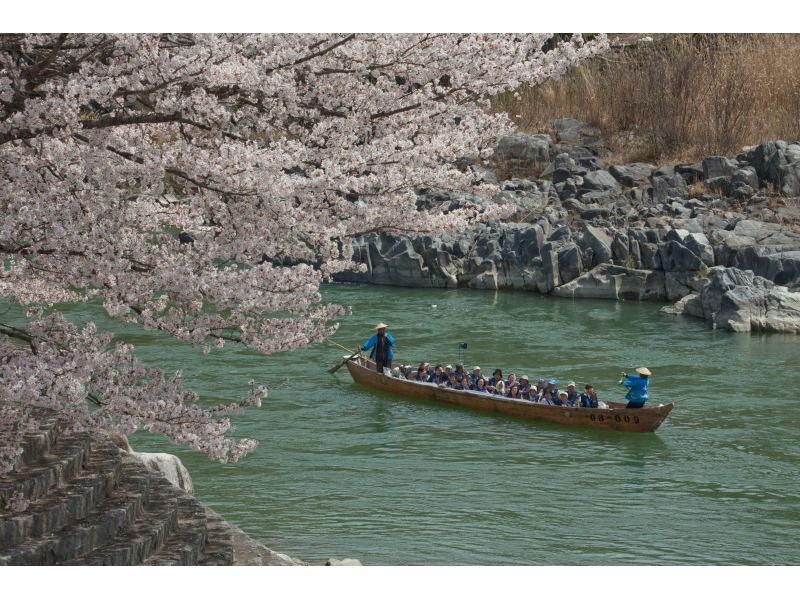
xmin=0 ymin=409 xmax=303 ymax=566
xmin=334 ymin=120 xmax=800 ymax=333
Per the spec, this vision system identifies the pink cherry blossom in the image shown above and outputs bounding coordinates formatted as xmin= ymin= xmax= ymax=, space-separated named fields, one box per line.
xmin=0 ymin=33 xmax=606 ymax=479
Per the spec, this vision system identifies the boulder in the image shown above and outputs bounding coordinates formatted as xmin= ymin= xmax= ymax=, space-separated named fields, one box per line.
xmin=675 ymin=162 xmax=704 ymax=184
xmin=534 ymin=243 xmax=560 ymax=293
xmin=683 ymin=232 xmax=715 ymax=266
xmin=131 ymin=452 xmax=194 ymax=494
xmin=704 ymin=176 xmax=731 ymax=195
xmin=658 ymin=240 xmax=704 ymax=272
xmin=742 ymin=140 xmax=787 ymax=180
xmin=711 ymin=220 xmax=800 ymax=259
xmin=550 ymin=117 xmax=603 ymax=149
xmin=669 ymin=266 xmax=800 ymax=333
xmin=326 ymin=558 xmax=363 ymax=566
xmin=665 ymin=270 xmax=708 ymax=301
xmin=702 ymin=156 xmax=738 ymax=180
xmin=581 ymin=169 xmax=621 ymax=194
xmin=650 ymin=174 xmax=688 ymax=202
xmin=493 ymin=133 xmax=551 ymax=172
xmin=553 ymin=264 xmax=665 ymax=301
xmin=639 ymin=242 xmax=662 ymax=270
xmin=609 ymin=163 xmax=656 ymax=187
xmin=611 ymin=232 xmax=630 ymax=263
xmin=557 ymin=243 xmax=583 ymax=284
xmin=778 ymin=159 xmax=800 ymax=196
xmin=577 ymin=156 xmax=605 ymax=171
xmin=581 ymin=223 xmax=614 ymax=267
xmin=732 ymin=166 xmax=759 ymax=190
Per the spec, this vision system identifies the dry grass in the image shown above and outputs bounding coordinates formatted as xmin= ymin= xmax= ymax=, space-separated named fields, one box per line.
xmin=494 ymin=34 xmax=800 ymax=164
xmin=687 ymin=181 xmax=710 ymax=198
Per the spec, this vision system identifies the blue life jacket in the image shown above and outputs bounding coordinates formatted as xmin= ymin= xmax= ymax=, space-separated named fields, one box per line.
xmin=361 ymin=332 xmax=395 ymax=361
xmin=623 ymin=374 xmax=649 ymax=404
xmin=580 ymin=392 xmax=598 ymax=408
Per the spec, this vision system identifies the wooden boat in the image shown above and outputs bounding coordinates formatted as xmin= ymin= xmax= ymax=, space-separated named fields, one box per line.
xmin=344 ymin=356 xmax=674 ymax=433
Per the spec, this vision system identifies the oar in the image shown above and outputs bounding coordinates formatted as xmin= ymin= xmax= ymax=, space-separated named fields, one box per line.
xmin=326 ymin=339 xmax=355 ymax=353
xmin=328 ymin=349 xmax=360 ymax=374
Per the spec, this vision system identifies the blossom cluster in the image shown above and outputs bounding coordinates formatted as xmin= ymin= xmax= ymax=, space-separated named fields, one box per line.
xmin=0 ymin=33 xmax=606 ymax=473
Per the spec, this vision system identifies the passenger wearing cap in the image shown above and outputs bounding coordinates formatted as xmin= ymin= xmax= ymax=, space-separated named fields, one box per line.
xmin=541 ymin=379 xmax=558 ymax=403
xmin=454 ymin=363 xmax=467 ymax=384
xmin=565 ymin=382 xmax=579 ymax=407
xmin=518 ymin=376 xmax=531 ymax=397
xmin=527 ymin=385 xmax=539 ymax=402
xmin=551 ymin=390 xmax=569 ymax=406
xmin=620 ymin=367 xmax=652 ymax=408
xmin=360 ymin=323 xmax=395 ymax=373
xmin=468 ymin=366 xmax=482 ymax=390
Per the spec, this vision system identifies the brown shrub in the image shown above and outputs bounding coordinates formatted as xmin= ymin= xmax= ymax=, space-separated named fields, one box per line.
xmin=493 ymin=34 xmax=800 ymax=164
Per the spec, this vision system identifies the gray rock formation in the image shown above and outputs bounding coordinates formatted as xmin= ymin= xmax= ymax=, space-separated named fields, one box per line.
xmin=131 ymin=452 xmax=195 ymax=495
xmin=609 ymin=163 xmax=655 ymax=187
xmin=581 ymin=169 xmax=621 ymax=194
xmin=552 ymin=264 xmax=666 ymax=301
xmin=493 ymin=132 xmax=551 ymax=173
xmin=332 ymin=128 xmax=800 ymax=316
xmin=662 ymin=266 xmax=800 ymax=333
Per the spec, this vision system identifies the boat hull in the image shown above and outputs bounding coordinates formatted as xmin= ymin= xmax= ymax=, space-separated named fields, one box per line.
xmin=345 ymin=357 xmax=673 ymax=433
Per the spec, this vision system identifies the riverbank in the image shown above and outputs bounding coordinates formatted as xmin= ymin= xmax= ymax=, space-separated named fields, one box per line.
xmin=334 ymin=123 xmax=800 ymax=332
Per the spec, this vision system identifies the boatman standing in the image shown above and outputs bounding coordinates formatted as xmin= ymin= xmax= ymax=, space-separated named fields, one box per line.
xmin=620 ymin=367 xmax=651 ymax=408
xmin=360 ymin=323 xmax=395 ymax=373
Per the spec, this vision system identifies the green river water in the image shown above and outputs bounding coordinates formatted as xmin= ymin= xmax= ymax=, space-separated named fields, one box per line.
xmin=8 ymin=284 xmax=800 ymax=565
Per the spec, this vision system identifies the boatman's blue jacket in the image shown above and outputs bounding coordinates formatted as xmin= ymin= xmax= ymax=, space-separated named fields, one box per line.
xmin=361 ymin=332 xmax=395 ymax=361
xmin=622 ymin=374 xmax=649 ymax=405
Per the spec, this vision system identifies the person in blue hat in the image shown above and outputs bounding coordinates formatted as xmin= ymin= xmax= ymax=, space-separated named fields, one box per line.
xmin=542 ymin=379 xmax=559 ymax=403
xmin=620 ymin=367 xmax=651 ymax=408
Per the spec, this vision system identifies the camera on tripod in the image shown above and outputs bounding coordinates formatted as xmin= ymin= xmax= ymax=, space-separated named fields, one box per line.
xmin=458 ymin=342 xmax=468 ymax=350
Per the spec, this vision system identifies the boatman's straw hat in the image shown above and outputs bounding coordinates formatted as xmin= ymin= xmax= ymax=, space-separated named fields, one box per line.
xmin=635 ymin=367 xmax=652 ymax=376
xmin=375 ymin=322 xmax=388 ymax=330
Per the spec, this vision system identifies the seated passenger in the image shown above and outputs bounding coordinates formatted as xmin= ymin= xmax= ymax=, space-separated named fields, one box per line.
xmin=518 ymin=375 xmax=531 ymax=396
xmin=507 ymin=373 xmax=517 ymax=387
xmin=566 ymin=382 xmax=579 ymax=406
xmin=494 ymin=379 xmax=505 ymax=395
xmin=413 ymin=366 xmax=428 ymax=382
xmin=580 ymin=384 xmax=599 ymax=408
xmin=507 ymin=384 xmax=521 ymax=399
xmin=446 ymin=372 xmax=464 ymax=390
xmin=432 ymin=364 xmax=447 ymax=384
xmin=525 ymin=384 xmax=539 ymax=401
xmin=540 ymin=386 xmax=555 ymax=405
xmin=488 ymin=368 xmax=504 ymax=393
xmin=418 ymin=362 xmax=431 ymax=380
xmin=544 ymin=379 xmax=559 ymax=399
xmin=468 ymin=366 xmax=482 ymax=389
xmin=455 ymin=363 xmax=468 ymax=383
xmin=473 ymin=377 xmax=490 ymax=393
xmin=551 ymin=390 xmax=569 ymax=406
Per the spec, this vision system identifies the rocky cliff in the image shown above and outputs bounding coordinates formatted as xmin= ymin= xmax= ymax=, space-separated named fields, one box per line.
xmin=334 ymin=123 xmax=800 ymax=332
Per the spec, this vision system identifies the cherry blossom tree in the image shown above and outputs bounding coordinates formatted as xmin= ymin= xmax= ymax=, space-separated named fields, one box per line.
xmin=0 ymin=33 xmax=606 ymax=479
